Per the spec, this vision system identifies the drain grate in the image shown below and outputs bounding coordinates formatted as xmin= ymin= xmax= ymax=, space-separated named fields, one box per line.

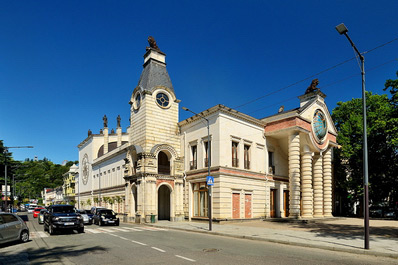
xmin=203 ymin=248 xmax=219 ymax=252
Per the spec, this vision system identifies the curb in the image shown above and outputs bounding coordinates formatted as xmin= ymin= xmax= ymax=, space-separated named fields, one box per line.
xmin=144 ymin=223 xmax=398 ymax=259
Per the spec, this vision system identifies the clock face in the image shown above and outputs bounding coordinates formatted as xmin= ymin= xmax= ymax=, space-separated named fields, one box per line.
xmin=156 ymin=92 xmax=169 ymax=108
xmin=313 ymin=110 xmax=327 ymax=142
xmin=82 ymin=154 xmax=89 ymax=185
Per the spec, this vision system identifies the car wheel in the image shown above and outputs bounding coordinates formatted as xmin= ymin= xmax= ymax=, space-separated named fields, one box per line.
xmin=20 ymin=230 xmax=29 ymax=243
xmin=99 ymin=220 xmax=103 ymax=226
xmin=78 ymin=227 xmax=84 ymax=233
xmin=49 ymin=225 xmax=55 ymax=235
xmin=44 ymin=223 xmax=48 ymax=232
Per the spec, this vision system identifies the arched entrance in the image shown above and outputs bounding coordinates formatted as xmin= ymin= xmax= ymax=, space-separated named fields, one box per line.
xmin=158 ymin=185 xmax=171 ymax=220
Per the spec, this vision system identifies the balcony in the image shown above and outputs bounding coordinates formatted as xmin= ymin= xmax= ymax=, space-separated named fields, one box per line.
xmin=190 ymin=160 xmax=197 ymax=170
xmin=232 ymin=158 xmax=239 ymax=168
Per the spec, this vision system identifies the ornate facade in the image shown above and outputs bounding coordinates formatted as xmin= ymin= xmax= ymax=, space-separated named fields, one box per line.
xmin=76 ymin=38 xmax=338 ymax=222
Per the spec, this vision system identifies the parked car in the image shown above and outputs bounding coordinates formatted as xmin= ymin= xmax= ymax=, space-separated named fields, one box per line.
xmin=77 ymin=210 xmax=91 ymax=225
xmin=90 ymin=206 xmax=106 ymax=215
xmin=93 ymin=209 xmax=119 ymax=226
xmin=38 ymin=209 xmax=47 ymax=224
xmin=27 ymin=205 xmax=37 ymax=213
xmin=44 ymin=205 xmax=84 ymax=235
xmin=0 ymin=213 xmax=29 ymax=244
xmin=33 ymin=207 xmax=45 ymax=218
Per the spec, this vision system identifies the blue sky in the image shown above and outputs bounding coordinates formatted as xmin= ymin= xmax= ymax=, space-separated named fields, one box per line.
xmin=1 ymin=0 xmax=397 ymax=164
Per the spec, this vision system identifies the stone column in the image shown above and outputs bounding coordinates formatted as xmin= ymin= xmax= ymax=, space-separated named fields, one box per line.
xmin=301 ymin=145 xmax=313 ymax=218
xmin=117 ymin=127 xmax=122 ymax=147
xmin=288 ymin=132 xmax=301 ymax=218
xmin=313 ymin=153 xmax=324 ymax=217
xmin=103 ymin=127 xmax=109 ymax=153
xmin=323 ymin=147 xmax=333 ymax=217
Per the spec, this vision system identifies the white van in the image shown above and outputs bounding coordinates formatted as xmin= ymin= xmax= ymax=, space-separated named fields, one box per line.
xmin=28 ymin=204 xmax=38 ymax=213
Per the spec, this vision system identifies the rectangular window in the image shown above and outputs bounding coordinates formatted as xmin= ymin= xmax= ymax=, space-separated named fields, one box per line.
xmin=193 ymin=182 xmax=208 ymax=217
xmin=268 ymin=151 xmax=275 ymax=174
xmin=232 ymin=142 xmax=239 ymax=167
xmin=204 ymin=141 xmax=211 ymax=167
xmin=190 ymin=145 xmax=197 ymax=170
xmin=244 ymin=144 xmax=250 ymax=169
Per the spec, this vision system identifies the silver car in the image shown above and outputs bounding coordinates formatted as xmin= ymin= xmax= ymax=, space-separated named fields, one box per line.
xmin=38 ymin=209 xmax=47 ymax=224
xmin=0 ymin=213 xmax=29 ymax=244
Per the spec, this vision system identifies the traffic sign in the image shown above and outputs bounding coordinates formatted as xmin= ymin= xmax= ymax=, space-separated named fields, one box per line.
xmin=206 ymin=176 xmax=214 ymax=186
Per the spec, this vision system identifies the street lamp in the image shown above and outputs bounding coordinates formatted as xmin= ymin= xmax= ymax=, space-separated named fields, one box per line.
xmin=182 ymin=107 xmax=212 ymax=231
xmin=336 ymin=23 xmax=369 ymax=250
xmin=3 ymin=146 xmax=33 ymax=211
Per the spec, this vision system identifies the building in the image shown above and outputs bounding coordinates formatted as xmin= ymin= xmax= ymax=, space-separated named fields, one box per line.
xmin=62 ymin=164 xmax=78 ymax=204
xmin=76 ymin=38 xmax=337 ymax=222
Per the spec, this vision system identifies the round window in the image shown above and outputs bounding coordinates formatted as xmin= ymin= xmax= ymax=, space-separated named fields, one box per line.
xmin=135 ymin=93 xmax=141 ymax=109
xmin=156 ymin=92 xmax=170 ymax=108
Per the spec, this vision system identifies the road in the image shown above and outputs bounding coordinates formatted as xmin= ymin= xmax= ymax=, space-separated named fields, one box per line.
xmin=1 ymin=213 xmax=397 ymax=264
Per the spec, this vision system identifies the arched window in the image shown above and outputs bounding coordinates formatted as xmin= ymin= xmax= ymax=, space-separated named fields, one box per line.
xmin=158 ymin=151 xmax=170 ymax=175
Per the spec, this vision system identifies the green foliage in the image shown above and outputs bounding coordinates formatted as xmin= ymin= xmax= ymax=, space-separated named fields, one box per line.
xmin=86 ymin=199 xmax=91 ymax=206
xmin=333 ymin=80 xmax=398 ymax=214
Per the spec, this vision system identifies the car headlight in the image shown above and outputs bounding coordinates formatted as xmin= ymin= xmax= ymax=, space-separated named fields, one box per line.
xmin=52 ymin=217 xmax=60 ymax=221
xmin=101 ymin=216 xmax=105 ymax=219
xmin=77 ymin=215 xmax=82 ymax=219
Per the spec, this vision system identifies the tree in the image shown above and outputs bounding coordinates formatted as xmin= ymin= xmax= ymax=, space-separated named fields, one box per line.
xmin=333 ymin=84 xmax=398 ymax=215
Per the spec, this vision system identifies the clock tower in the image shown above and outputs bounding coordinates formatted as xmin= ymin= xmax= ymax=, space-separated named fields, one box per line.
xmin=125 ymin=37 xmax=184 ymax=223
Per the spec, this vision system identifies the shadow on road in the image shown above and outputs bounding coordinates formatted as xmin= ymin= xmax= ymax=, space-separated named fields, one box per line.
xmin=0 ymin=245 xmax=108 ymax=264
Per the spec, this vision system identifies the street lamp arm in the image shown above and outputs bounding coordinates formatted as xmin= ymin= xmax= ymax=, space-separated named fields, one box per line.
xmin=182 ymin=107 xmax=209 ymax=122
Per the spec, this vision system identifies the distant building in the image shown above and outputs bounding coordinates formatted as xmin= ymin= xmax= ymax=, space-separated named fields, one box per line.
xmin=62 ymin=164 xmax=78 ymax=204
xmin=76 ymin=39 xmax=337 ymax=222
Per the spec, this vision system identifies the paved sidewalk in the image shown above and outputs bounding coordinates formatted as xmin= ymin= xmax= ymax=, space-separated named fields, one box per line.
xmin=146 ymin=217 xmax=398 ymax=258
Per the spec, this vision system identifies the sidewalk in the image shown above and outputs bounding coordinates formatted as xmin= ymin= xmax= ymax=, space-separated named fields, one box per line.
xmin=146 ymin=217 xmax=398 ymax=258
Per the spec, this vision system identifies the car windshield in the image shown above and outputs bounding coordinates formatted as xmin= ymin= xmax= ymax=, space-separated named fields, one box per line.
xmin=100 ymin=210 xmax=115 ymax=216
xmin=52 ymin=206 xmax=75 ymax=213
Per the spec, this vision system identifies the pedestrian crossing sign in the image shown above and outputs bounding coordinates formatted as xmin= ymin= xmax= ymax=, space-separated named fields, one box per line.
xmin=206 ymin=176 xmax=214 ymax=186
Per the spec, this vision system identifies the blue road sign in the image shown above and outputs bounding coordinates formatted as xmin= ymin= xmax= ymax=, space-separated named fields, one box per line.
xmin=206 ymin=176 xmax=214 ymax=186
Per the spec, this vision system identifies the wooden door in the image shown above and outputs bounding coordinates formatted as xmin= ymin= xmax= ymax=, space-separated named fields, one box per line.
xmin=270 ymin=189 xmax=276 ymax=218
xmin=232 ymin=193 xmax=240 ymax=219
xmin=284 ymin=190 xmax=290 ymax=217
xmin=245 ymin=194 xmax=252 ymax=218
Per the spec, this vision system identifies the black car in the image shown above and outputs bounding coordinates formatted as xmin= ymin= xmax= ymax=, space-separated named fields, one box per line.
xmin=44 ymin=205 xmax=84 ymax=235
xmin=93 ymin=209 xmax=119 ymax=226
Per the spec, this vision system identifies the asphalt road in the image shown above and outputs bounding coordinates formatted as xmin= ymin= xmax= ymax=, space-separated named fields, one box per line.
xmin=1 ymin=213 xmax=397 ymax=264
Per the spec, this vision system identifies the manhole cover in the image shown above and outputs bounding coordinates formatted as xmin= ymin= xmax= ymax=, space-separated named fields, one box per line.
xmin=203 ymin=248 xmax=219 ymax=252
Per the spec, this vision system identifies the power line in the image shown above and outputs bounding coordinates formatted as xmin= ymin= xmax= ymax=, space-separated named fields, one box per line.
xmin=233 ymin=37 xmax=398 ymax=110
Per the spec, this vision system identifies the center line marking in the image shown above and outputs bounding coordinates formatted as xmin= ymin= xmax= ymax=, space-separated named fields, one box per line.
xmin=175 ymin=255 xmax=196 ymax=262
xmin=131 ymin=240 xmax=147 ymax=246
xmin=151 ymin=247 xmax=166 ymax=253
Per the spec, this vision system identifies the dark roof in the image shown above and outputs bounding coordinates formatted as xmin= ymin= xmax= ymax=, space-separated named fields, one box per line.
xmin=97 ymin=141 xmax=128 ymax=157
xmin=137 ymin=59 xmax=174 ymax=94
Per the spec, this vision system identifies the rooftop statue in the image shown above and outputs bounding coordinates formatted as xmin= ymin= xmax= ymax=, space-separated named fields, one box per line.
xmin=117 ymin=115 xmax=121 ymax=128
xmin=305 ymin=79 xmax=320 ymax=94
xmin=147 ymin=36 xmax=161 ymax=51
xmin=103 ymin=115 xmax=108 ymax=128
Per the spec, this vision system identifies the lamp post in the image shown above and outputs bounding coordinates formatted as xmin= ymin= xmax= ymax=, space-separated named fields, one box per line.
xmin=3 ymin=146 xmax=33 ymax=211
xmin=336 ymin=23 xmax=369 ymax=250
xmin=182 ymin=107 xmax=212 ymax=231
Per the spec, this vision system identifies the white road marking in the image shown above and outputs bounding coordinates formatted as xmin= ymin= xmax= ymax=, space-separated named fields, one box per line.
xmin=118 ymin=236 xmax=129 ymax=240
xmin=123 ymin=227 xmax=143 ymax=231
xmin=175 ymin=255 xmax=196 ymax=262
xmin=131 ymin=240 xmax=147 ymax=246
xmin=140 ymin=226 xmax=166 ymax=231
xmin=110 ymin=227 xmax=130 ymax=232
xmin=85 ymin=228 xmax=101 ymax=234
xmin=151 ymin=247 xmax=166 ymax=253
xmin=37 ymin=231 xmax=48 ymax=238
